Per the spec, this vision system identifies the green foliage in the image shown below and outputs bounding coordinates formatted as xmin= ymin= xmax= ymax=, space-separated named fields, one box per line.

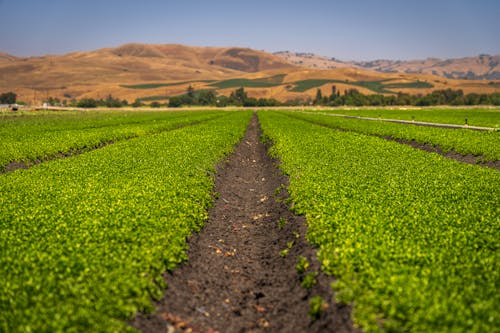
xmin=0 ymin=111 xmax=252 ymax=331
xmin=308 ymin=296 xmax=327 ymax=320
xmin=290 ymin=79 xmax=336 ymax=93
xmin=259 ymin=111 xmax=500 ymax=332
xmin=301 ymin=272 xmax=318 ymax=289
xmin=0 ymin=91 xmax=17 ymax=104
xmin=285 ymin=111 xmax=500 ymax=161
xmin=384 ymin=81 xmax=434 ymax=89
xmin=296 ymin=256 xmax=310 ymax=274
xmin=0 ymin=110 xmax=224 ymax=171
xmin=121 ymin=80 xmax=215 ymax=89
xmin=209 ymin=74 xmax=285 ymax=89
xmin=277 ymin=217 xmax=288 ymax=230
xmin=76 ymin=98 xmax=98 ymax=108
xmin=314 ymin=107 xmax=500 ymax=128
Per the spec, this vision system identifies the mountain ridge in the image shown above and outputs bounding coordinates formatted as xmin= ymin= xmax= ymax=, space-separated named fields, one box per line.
xmin=274 ymin=51 xmax=500 ymax=80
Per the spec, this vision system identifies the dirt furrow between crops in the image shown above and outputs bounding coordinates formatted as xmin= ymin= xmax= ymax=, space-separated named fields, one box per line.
xmin=131 ymin=113 xmax=357 ymax=333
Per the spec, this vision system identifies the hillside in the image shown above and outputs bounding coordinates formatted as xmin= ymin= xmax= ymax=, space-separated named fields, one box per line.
xmin=0 ymin=44 xmax=498 ymax=104
xmin=274 ymin=51 xmax=500 ymax=80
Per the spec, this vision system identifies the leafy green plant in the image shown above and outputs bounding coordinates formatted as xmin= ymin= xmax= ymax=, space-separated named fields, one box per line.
xmin=0 ymin=110 xmax=224 ymax=171
xmin=295 ymin=256 xmax=309 ymax=274
xmin=259 ymin=110 xmax=500 ymax=332
xmin=0 ymin=111 xmax=252 ymax=331
xmin=285 ymin=110 xmax=500 ymax=161
xmin=308 ymin=296 xmax=327 ymax=320
xmin=301 ymin=272 xmax=318 ymax=290
xmin=277 ymin=217 xmax=288 ymax=230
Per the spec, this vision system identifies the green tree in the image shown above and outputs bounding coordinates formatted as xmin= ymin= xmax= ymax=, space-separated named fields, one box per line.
xmin=76 ymin=98 xmax=98 ymax=108
xmin=132 ymin=99 xmax=143 ymax=107
xmin=314 ymin=88 xmax=323 ymax=105
xmin=0 ymin=92 xmax=17 ymax=104
xmin=229 ymin=87 xmax=247 ymax=105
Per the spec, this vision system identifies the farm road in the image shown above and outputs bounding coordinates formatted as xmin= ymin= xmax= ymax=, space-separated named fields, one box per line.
xmin=131 ymin=113 xmax=357 ymax=332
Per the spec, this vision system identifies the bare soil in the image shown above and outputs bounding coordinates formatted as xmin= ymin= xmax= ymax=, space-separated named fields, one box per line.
xmin=131 ymin=114 xmax=357 ymax=333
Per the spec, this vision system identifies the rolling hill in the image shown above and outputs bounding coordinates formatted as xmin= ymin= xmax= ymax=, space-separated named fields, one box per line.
xmin=0 ymin=43 xmax=498 ymax=104
xmin=274 ymin=51 xmax=500 ymax=80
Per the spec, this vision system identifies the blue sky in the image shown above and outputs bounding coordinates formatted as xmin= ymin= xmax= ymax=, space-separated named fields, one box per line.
xmin=0 ymin=0 xmax=499 ymax=61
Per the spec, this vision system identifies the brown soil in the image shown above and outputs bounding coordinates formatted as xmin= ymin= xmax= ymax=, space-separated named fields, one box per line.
xmin=131 ymin=114 xmax=358 ymax=333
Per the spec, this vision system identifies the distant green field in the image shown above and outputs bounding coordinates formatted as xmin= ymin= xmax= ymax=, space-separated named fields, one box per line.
xmin=384 ymin=81 xmax=434 ymax=89
xmin=289 ymin=79 xmax=434 ymax=94
xmin=209 ymin=74 xmax=286 ymax=89
xmin=121 ymin=80 xmax=215 ymax=89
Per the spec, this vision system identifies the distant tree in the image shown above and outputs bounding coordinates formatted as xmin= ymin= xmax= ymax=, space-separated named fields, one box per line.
xmin=187 ymin=85 xmax=195 ymax=100
xmin=229 ymin=87 xmax=248 ymax=105
xmin=197 ymin=90 xmax=217 ymax=105
xmin=47 ymin=96 xmax=61 ymax=106
xmin=132 ymin=99 xmax=143 ymax=107
xmin=77 ymin=98 xmax=98 ymax=108
xmin=0 ymin=92 xmax=16 ymax=104
xmin=314 ymin=89 xmax=323 ymax=105
xmin=150 ymin=101 xmax=161 ymax=108
xmin=243 ymin=97 xmax=258 ymax=107
xmin=104 ymin=94 xmax=123 ymax=108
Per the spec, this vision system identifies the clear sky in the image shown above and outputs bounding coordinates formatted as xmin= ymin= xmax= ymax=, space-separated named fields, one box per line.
xmin=0 ymin=0 xmax=499 ymax=61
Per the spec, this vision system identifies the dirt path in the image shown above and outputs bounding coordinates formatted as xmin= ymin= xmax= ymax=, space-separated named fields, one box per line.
xmin=131 ymin=114 xmax=357 ymax=332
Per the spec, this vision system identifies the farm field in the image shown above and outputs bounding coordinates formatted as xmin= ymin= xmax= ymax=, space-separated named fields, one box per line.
xmin=1 ymin=108 xmax=499 ymax=332
xmin=258 ymin=110 xmax=499 ymax=332
xmin=0 ymin=110 xmax=224 ymax=172
xmin=0 ymin=110 xmax=252 ymax=332
xmin=311 ymin=107 xmax=500 ymax=128
xmin=284 ymin=110 xmax=500 ymax=162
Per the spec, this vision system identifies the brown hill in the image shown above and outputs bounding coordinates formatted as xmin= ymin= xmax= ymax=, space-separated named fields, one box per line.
xmin=274 ymin=51 xmax=500 ymax=80
xmin=0 ymin=44 xmax=498 ymax=104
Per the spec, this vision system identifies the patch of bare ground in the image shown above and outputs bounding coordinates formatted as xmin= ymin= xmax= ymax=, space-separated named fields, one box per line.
xmin=131 ymin=114 xmax=357 ymax=333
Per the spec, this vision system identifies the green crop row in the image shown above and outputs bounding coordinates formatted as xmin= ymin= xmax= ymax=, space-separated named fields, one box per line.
xmin=314 ymin=108 xmax=500 ymax=128
xmin=258 ymin=111 xmax=499 ymax=332
xmin=0 ymin=110 xmax=224 ymax=170
xmin=283 ymin=111 xmax=500 ymax=161
xmin=0 ymin=111 xmax=252 ymax=332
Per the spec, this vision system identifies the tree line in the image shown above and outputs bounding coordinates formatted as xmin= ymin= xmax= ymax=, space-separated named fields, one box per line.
xmin=2 ymin=86 xmax=500 ymax=108
xmin=311 ymin=86 xmax=500 ymax=107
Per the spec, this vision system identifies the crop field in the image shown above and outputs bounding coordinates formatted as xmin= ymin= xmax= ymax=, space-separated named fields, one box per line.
xmin=312 ymin=107 xmax=500 ymax=128
xmin=1 ymin=108 xmax=498 ymax=332
xmin=284 ymin=110 xmax=500 ymax=161
xmin=0 ymin=110 xmax=252 ymax=331
xmin=259 ymin=110 xmax=499 ymax=332
xmin=0 ymin=110 xmax=224 ymax=171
